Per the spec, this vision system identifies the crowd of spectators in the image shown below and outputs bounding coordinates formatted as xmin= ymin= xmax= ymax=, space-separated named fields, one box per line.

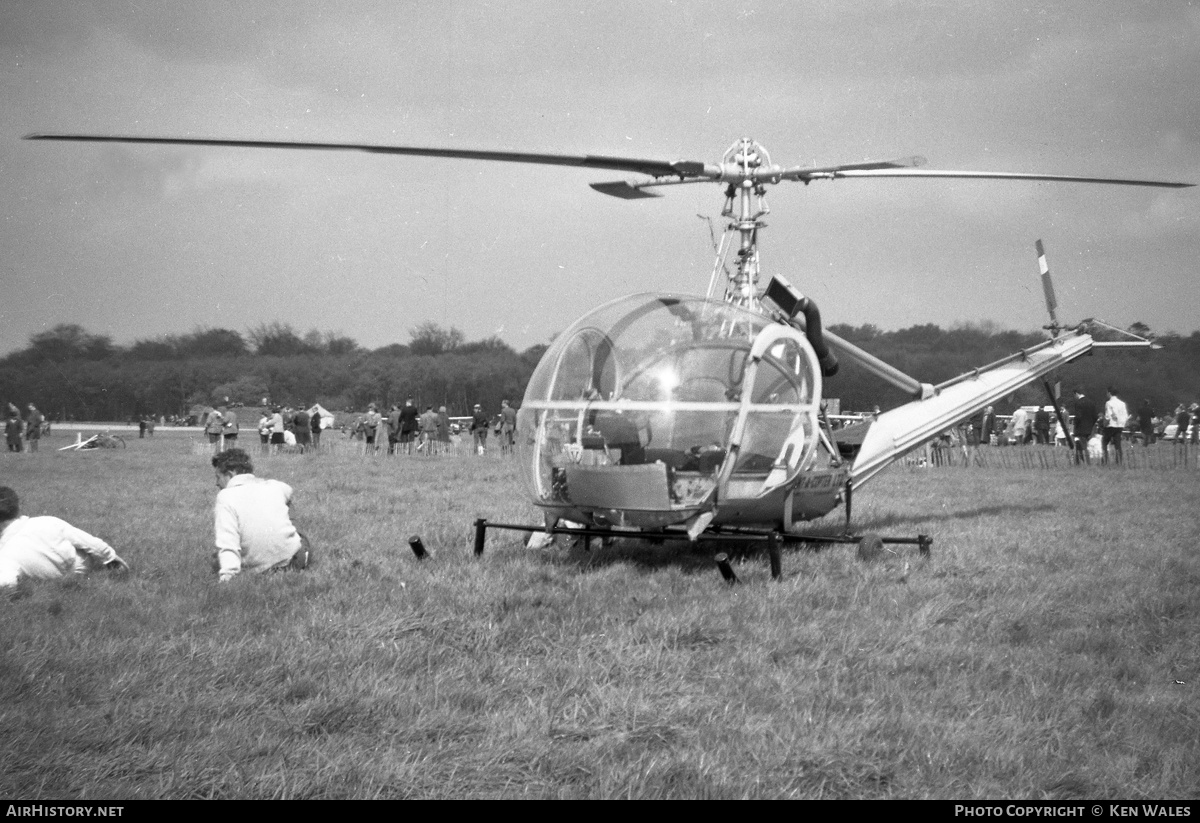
xmin=890 ymin=386 xmax=1198 ymax=469
xmin=953 ymin=389 xmax=1198 ymax=465
xmin=342 ymin=399 xmax=517 ymax=458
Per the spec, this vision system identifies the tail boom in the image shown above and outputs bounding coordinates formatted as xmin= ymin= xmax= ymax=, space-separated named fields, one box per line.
xmin=849 ymin=332 xmax=1093 ymax=488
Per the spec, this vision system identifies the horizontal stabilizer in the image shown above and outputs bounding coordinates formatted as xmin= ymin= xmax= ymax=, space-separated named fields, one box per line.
xmin=849 ymin=332 xmax=1093 ymax=488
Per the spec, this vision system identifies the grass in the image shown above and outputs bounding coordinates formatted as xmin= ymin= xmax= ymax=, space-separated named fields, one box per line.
xmin=1 ymin=431 xmax=1198 ymax=798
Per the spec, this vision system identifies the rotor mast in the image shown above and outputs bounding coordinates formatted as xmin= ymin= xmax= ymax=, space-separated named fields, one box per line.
xmin=720 ymin=139 xmax=772 ymax=313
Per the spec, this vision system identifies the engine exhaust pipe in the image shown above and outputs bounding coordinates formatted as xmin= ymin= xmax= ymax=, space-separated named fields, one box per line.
xmin=795 ymin=295 xmax=839 ymax=377
xmin=764 ymin=274 xmax=839 ymax=377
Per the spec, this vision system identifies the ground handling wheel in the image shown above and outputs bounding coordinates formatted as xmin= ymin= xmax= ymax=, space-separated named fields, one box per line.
xmin=856 ymin=532 xmax=884 ymax=562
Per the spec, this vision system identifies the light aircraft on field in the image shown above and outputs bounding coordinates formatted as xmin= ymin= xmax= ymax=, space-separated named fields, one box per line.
xmin=25 ymin=133 xmax=1192 ymax=576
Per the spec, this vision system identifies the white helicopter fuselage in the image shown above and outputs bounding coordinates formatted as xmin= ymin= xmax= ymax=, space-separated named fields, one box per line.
xmin=517 ymin=293 xmax=851 ymax=533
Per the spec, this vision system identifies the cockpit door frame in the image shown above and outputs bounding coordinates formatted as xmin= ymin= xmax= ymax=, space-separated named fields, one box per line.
xmin=714 ymin=323 xmax=823 ymax=500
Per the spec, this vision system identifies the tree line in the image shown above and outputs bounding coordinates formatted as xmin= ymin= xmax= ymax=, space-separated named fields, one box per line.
xmin=2 ymin=319 xmax=1197 ymax=423
xmin=0 ymin=322 xmax=544 ymax=422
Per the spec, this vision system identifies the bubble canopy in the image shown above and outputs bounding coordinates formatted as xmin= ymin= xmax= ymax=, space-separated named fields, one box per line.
xmin=517 ymin=294 xmax=824 ymax=528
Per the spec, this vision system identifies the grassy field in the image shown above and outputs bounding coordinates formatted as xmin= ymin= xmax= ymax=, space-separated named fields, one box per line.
xmin=1 ymin=431 xmax=1198 ymax=799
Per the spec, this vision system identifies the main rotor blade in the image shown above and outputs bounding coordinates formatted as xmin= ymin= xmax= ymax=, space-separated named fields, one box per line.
xmin=780 ymin=155 xmax=927 ymax=179
xmin=811 ymin=167 xmax=1194 ymax=188
xmin=589 ymin=181 xmax=664 ymax=199
xmin=590 ymin=176 xmax=718 ymax=198
xmin=23 ymin=133 xmax=708 ymax=179
xmin=24 ymin=133 xmax=1193 ymax=188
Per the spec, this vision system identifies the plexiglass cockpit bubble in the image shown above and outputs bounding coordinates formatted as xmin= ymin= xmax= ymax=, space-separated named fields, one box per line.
xmin=517 ymin=294 xmax=823 ymax=528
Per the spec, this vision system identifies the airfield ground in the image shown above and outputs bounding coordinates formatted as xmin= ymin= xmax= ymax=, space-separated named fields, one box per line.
xmin=1 ymin=430 xmax=1197 ymax=799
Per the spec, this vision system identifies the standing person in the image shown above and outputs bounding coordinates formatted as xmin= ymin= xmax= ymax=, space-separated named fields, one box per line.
xmin=5 ymin=406 xmax=24 ymax=453
xmin=1102 ymin=387 xmax=1129 ymax=465
xmin=310 ymin=408 xmax=323 ymax=449
xmin=1190 ymin=402 xmax=1199 ymax=445
xmin=138 ymin=417 xmax=147 ymax=439
xmin=437 ymin=406 xmax=451 ymax=455
xmin=257 ymin=410 xmax=272 ymax=453
xmin=292 ymin=406 xmax=311 ymax=454
xmin=1072 ymin=388 xmax=1099 ymax=465
xmin=1136 ymin=399 xmax=1155 ymax=446
xmin=499 ymin=398 xmax=518 ymax=456
xmin=204 ymin=408 xmax=225 ymax=452
xmin=975 ymin=405 xmax=996 ymax=446
xmin=470 ymin=403 xmax=490 ymax=455
xmin=399 ymin=399 xmax=419 ymax=455
xmin=418 ymin=406 xmax=438 ymax=455
xmin=0 ymin=486 xmax=128 ymax=588
xmin=386 ymin=404 xmax=402 ymax=455
xmin=210 ymin=449 xmax=309 ymax=582
xmin=269 ymin=406 xmax=286 ymax=453
xmin=1172 ymin=404 xmax=1190 ymax=443
xmin=221 ymin=406 xmax=239 ymax=446
xmin=1054 ymin=405 xmax=1069 ymax=447
xmin=25 ymin=404 xmax=44 ymax=453
xmin=362 ymin=404 xmax=382 ymax=453
xmin=1034 ymin=405 xmax=1052 ymax=445
xmin=1009 ymin=406 xmax=1029 ymax=446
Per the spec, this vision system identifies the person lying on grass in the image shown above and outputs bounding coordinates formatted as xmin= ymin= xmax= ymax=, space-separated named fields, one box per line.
xmin=211 ymin=448 xmax=311 ymax=582
xmin=0 ymin=486 xmax=128 ymax=588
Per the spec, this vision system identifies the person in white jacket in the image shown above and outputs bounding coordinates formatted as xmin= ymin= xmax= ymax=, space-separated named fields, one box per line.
xmin=212 ymin=448 xmax=310 ymax=582
xmin=1102 ymin=387 xmax=1130 ymax=465
xmin=0 ymin=486 xmax=128 ymax=588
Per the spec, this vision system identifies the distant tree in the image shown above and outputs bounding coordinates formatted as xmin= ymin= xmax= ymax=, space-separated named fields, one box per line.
xmin=826 ymin=323 xmax=880 ymax=344
xmin=408 ymin=322 xmax=464 ymax=356
xmin=302 ymin=329 xmax=325 ymax=352
xmin=372 ymin=343 xmax=410 ymax=357
xmin=28 ymin=324 xmax=88 ymax=360
xmin=890 ymin=323 xmax=944 ymax=348
xmin=185 ymin=390 xmax=211 ymax=409
xmin=83 ymin=334 xmax=117 ymax=360
xmin=458 ymin=335 xmax=515 ymax=356
xmin=520 ymin=343 xmax=550 ymax=368
xmin=28 ymin=324 xmax=115 ymax=361
xmin=211 ymin=375 xmax=270 ymax=407
xmin=348 ymin=360 xmax=390 ymax=410
xmin=178 ymin=327 xmax=247 ymax=358
xmin=129 ymin=337 xmax=179 ymax=360
xmin=247 ymin=322 xmax=316 ymax=357
xmin=952 ymin=319 xmax=1002 ymax=336
xmin=323 ymin=332 xmax=359 ymax=356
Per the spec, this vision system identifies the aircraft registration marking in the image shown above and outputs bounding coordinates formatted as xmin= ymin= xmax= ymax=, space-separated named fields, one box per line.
xmin=794 ymin=470 xmax=849 ymax=490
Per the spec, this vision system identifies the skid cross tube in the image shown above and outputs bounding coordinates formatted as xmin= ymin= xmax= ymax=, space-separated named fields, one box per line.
xmin=706 ymin=525 xmax=931 ymax=557
xmin=472 ymin=518 xmax=931 ymax=577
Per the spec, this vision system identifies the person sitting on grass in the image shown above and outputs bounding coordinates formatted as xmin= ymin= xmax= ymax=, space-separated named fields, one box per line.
xmin=0 ymin=486 xmax=128 ymax=588
xmin=211 ymin=448 xmax=311 ymax=582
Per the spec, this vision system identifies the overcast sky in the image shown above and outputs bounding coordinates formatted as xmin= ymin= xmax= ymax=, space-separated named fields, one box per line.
xmin=2 ymin=0 xmax=1197 ymax=357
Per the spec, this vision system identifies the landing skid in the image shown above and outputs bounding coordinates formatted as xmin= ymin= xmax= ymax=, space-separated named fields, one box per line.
xmin=472 ymin=518 xmax=931 ymax=582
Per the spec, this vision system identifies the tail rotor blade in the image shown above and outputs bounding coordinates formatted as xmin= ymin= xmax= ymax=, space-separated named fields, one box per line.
xmin=1035 ymin=239 xmax=1060 ymax=334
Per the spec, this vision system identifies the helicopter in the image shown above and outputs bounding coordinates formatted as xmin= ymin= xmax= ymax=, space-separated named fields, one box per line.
xmin=24 ymin=133 xmax=1193 ymax=574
